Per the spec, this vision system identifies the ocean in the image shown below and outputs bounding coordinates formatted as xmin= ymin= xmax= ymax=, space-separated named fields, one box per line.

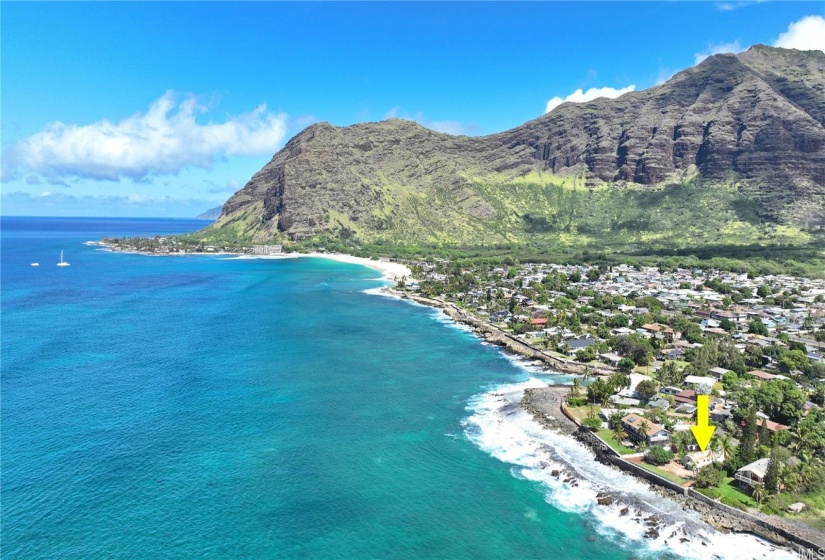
xmin=0 ymin=217 xmax=793 ymax=559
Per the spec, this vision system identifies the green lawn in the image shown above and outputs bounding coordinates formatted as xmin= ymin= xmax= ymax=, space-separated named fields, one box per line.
xmin=716 ymin=477 xmax=757 ymax=508
xmin=634 ymin=461 xmax=689 ymax=485
xmin=565 ymin=406 xmax=590 ymax=422
xmin=596 ymin=428 xmax=636 ymax=455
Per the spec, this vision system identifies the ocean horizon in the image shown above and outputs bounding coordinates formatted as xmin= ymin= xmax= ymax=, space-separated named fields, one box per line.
xmin=1 ymin=217 xmax=794 ymax=559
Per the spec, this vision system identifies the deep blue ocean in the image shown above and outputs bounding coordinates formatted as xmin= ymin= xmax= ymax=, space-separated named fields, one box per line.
xmin=1 ymin=218 xmax=789 ymax=560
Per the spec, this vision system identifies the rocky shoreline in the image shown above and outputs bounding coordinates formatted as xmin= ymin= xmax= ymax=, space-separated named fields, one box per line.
xmin=391 ymin=290 xmax=614 ymax=377
xmin=521 ymin=386 xmax=825 ymax=554
xmin=390 ymin=289 xmax=825 ymax=556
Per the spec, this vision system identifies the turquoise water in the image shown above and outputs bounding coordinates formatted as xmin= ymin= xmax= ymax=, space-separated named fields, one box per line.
xmin=0 ymin=218 xmax=702 ymax=559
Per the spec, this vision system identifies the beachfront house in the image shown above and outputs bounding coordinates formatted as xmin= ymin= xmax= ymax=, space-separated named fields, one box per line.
xmin=564 ymin=337 xmax=598 ymax=356
xmin=735 ymin=458 xmax=770 ymax=488
xmin=620 ymin=413 xmax=669 ymax=445
xmin=681 ymin=449 xmax=725 ymax=471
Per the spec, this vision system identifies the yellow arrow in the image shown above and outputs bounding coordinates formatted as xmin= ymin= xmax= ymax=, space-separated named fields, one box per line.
xmin=690 ymin=394 xmax=716 ymax=452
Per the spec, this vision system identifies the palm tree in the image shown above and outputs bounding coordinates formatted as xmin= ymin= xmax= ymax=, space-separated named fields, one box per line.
xmin=673 ymin=430 xmax=689 ymax=457
xmin=638 ymin=420 xmax=650 ymax=444
xmin=570 ymin=378 xmax=582 ymax=397
xmin=752 ymin=483 xmax=767 ymax=506
xmin=716 ymin=433 xmax=735 ymax=464
xmin=581 ymin=366 xmax=593 ymax=385
xmin=778 ymin=465 xmax=798 ymax=494
xmin=787 ymin=425 xmax=812 ymax=455
xmin=613 ymin=425 xmax=625 ymax=447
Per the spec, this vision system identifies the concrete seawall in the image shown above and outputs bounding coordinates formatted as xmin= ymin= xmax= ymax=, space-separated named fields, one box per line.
xmin=395 ymin=291 xmax=614 ymax=376
xmin=562 ymin=405 xmax=825 ymax=554
xmin=395 ymin=290 xmax=825 ymax=555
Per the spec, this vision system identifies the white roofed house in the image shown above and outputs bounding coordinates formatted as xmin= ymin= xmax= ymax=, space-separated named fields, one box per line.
xmin=709 ymin=367 xmax=731 ymax=380
xmin=735 ymin=458 xmax=771 ymax=489
xmin=681 ymin=449 xmax=725 ymax=471
xmin=684 ymin=376 xmax=717 ymax=392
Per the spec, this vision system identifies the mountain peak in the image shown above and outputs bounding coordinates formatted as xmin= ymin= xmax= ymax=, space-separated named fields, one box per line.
xmin=210 ymin=46 xmax=824 ymax=246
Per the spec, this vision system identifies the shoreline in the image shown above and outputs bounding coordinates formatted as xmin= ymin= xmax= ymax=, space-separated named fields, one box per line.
xmin=386 ymin=287 xmax=825 ymax=556
xmin=232 ymin=252 xmax=411 ymax=282
xmin=521 ymin=386 xmax=825 ymax=554
xmin=97 ymin=242 xmax=411 ymax=282
xmin=388 ymin=288 xmax=614 ymax=377
xmin=100 ymin=245 xmax=822 ymax=555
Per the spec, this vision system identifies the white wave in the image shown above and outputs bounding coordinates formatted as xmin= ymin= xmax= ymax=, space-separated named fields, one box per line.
xmin=425 ymin=308 xmax=476 ymax=336
xmin=361 ymin=286 xmax=399 ymax=298
xmin=463 ymin=380 xmax=797 ymax=560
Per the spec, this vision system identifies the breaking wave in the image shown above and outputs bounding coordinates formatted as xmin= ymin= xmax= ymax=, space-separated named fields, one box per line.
xmin=463 ymin=379 xmax=796 ymax=560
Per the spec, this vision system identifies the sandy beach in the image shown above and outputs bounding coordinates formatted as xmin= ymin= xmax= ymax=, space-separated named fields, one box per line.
xmin=233 ymin=252 xmax=412 ymax=282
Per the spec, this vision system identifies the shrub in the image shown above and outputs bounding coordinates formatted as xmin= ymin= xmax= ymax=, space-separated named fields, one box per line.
xmin=636 ymin=379 xmax=659 ymax=402
xmin=694 ymin=465 xmax=724 ymax=489
xmin=582 ymin=416 xmax=602 ymax=431
xmin=617 ymin=357 xmax=635 ymax=372
xmin=645 ymin=445 xmax=674 ymax=466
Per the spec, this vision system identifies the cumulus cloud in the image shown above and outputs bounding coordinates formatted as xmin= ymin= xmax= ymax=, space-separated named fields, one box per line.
xmin=383 ymin=108 xmax=478 ymax=136
xmin=773 ymin=15 xmax=825 ymax=52
xmin=544 ymin=85 xmax=636 ymax=114
xmin=3 ymin=91 xmax=289 ymax=181
xmin=694 ymin=41 xmax=742 ymax=65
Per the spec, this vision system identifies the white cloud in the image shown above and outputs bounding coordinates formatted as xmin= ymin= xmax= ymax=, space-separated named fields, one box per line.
xmin=3 ymin=91 xmax=289 ymax=181
xmin=383 ymin=108 xmax=478 ymax=136
xmin=544 ymin=85 xmax=636 ymax=114
xmin=714 ymin=1 xmax=766 ymax=12
xmin=694 ymin=41 xmax=742 ymax=65
xmin=773 ymin=15 xmax=825 ymax=52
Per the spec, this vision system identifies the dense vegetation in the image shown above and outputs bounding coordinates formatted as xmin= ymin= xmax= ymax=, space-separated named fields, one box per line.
xmin=193 ymin=177 xmax=825 ymax=277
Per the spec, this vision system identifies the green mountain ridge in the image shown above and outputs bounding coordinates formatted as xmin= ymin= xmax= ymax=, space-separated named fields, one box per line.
xmin=197 ymin=45 xmax=825 ymax=258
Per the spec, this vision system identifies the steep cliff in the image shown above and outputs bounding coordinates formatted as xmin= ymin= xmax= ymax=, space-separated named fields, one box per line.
xmin=209 ymin=45 xmax=825 ymax=249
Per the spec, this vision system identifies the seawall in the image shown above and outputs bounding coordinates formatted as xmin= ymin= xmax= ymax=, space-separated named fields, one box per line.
xmin=394 ymin=291 xmax=614 ymax=376
xmin=556 ymin=398 xmax=825 ymax=555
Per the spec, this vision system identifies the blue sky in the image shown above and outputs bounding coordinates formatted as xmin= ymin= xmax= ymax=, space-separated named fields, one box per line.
xmin=2 ymin=1 xmax=824 ymax=217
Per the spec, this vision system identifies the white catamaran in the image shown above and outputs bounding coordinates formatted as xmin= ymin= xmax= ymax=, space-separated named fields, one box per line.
xmin=57 ymin=250 xmax=70 ymax=267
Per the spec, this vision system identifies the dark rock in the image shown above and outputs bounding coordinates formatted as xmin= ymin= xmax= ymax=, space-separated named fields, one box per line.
xmin=597 ymin=493 xmax=615 ymax=506
xmin=645 ymin=528 xmax=660 ymax=539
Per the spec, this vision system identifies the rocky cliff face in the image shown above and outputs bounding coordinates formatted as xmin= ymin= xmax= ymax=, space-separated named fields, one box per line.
xmin=214 ymin=45 xmax=825 ymax=245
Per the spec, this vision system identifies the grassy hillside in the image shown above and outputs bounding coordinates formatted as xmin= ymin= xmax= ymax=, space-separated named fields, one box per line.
xmin=188 ymin=173 xmax=825 ymax=276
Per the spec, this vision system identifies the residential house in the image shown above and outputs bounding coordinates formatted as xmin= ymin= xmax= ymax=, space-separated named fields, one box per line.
xmin=565 ymin=337 xmax=598 ymax=355
xmin=684 ymin=376 xmax=717 ymax=391
xmin=747 ymin=370 xmax=778 ymax=382
xmin=673 ymin=389 xmax=697 ymax=405
xmin=735 ymin=458 xmax=771 ymax=488
xmin=621 ymin=413 xmax=670 ymax=445
xmin=641 ymin=323 xmax=676 ymax=342
xmin=681 ymin=449 xmax=725 ymax=471
xmin=756 ymin=418 xmax=789 ymax=434
xmin=709 ymin=367 xmax=731 ymax=380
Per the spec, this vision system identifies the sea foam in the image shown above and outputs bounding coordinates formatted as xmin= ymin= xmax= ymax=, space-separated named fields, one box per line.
xmin=463 ymin=379 xmax=797 ymax=560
